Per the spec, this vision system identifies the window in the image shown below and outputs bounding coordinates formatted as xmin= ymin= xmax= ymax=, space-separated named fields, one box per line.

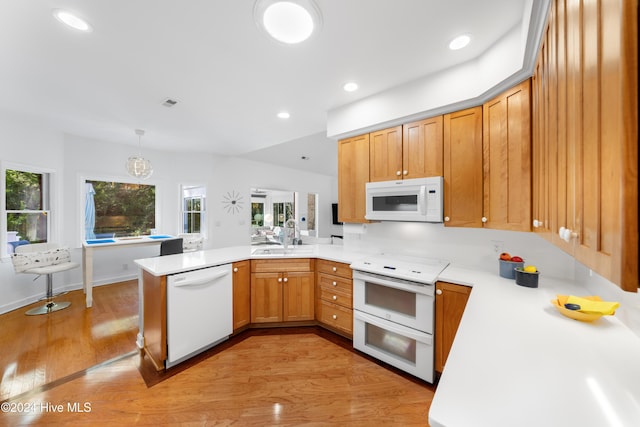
xmin=251 ymin=202 xmax=264 ymax=227
xmin=85 ymin=179 xmax=155 ymax=239
xmin=5 ymin=168 xmax=50 ymax=252
xmin=181 ymin=185 xmax=206 ymax=236
xmin=273 ymin=202 xmax=293 ymax=227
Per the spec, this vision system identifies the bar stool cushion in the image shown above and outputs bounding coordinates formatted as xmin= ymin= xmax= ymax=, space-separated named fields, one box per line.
xmin=12 ymin=246 xmax=75 ymax=273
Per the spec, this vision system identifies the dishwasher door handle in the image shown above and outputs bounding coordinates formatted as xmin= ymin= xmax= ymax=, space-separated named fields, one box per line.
xmin=172 ymin=270 xmax=230 ymax=287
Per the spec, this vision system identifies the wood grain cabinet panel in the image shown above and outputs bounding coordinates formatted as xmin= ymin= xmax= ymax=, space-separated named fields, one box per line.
xmin=531 ymin=0 xmax=638 ymax=291
xmin=338 ymin=134 xmax=370 ymax=223
xmin=443 ymin=106 xmax=484 ymax=227
xmin=315 ymin=260 xmax=353 ymax=338
xmin=482 ymin=79 xmax=532 ymax=231
xmin=369 ymin=126 xmax=403 ymax=182
xmin=403 ymin=115 xmax=444 ymax=178
xmin=434 ymin=281 xmax=471 ymax=373
xmin=250 ymin=259 xmax=315 ymax=323
xmin=232 ymin=260 xmax=250 ymax=331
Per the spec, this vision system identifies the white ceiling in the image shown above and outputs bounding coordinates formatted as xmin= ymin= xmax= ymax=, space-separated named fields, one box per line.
xmin=0 ymin=0 xmax=536 ymax=176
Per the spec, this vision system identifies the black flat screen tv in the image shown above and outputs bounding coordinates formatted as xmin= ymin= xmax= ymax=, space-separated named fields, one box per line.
xmin=332 ymin=203 xmax=342 ymax=225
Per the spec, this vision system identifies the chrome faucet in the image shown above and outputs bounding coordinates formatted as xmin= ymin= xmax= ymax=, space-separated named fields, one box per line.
xmin=284 ymin=218 xmax=297 ymax=248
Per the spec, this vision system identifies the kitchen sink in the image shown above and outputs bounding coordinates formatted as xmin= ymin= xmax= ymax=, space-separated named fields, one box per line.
xmin=251 ymin=246 xmax=315 ymax=256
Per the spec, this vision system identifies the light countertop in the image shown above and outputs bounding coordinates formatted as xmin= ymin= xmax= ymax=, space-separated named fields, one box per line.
xmin=134 ymin=246 xmax=640 ymax=426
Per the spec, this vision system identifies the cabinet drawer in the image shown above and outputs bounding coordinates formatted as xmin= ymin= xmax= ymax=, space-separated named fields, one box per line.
xmin=319 ymin=285 xmax=352 ymax=308
xmin=316 ymin=259 xmax=352 ymax=278
xmin=251 ymin=258 xmax=313 ymax=273
xmin=317 ymin=273 xmax=352 ymax=296
xmin=319 ymin=301 xmax=353 ymax=334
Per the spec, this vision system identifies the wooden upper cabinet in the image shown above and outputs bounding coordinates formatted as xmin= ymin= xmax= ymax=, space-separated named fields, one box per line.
xmin=369 ymin=126 xmax=403 ymax=182
xmin=338 ymin=134 xmax=370 ymax=223
xmin=369 ymin=119 xmax=444 ymax=182
xmin=482 ymin=79 xmax=532 ymax=232
xmin=530 ymin=0 xmax=638 ymax=292
xmin=403 ymin=116 xmax=444 ymax=179
xmin=443 ymin=106 xmax=484 ymax=227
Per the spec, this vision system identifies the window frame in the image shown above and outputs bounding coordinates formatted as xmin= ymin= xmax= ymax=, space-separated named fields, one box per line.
xmin=2 ymin=161 xmax=58 ymax=259
xmin=78 ymin=174 xmax=161 ymax=245
xmin=180 ymin=184 xmax=207 ymax=238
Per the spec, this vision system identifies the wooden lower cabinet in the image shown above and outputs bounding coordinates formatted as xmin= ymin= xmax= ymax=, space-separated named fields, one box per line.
xmin=434 ymin=281 xmax=471 ymax=373
xmin=316 ymin=259 xmax=353 ymax=337
xmin=250 ymin=259 xmax=315 ymax=323
xmin=232 ymin=260 xmax=251 ymax=331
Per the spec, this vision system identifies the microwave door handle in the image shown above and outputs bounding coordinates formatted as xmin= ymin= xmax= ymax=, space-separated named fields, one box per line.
xmin=418 ymin=186 xmax=427 ymax=215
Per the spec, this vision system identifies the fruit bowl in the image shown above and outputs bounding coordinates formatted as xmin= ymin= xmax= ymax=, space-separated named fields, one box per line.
xmin=550 ymin=295 xmax=604 ymax=322
xmin=514 ymin=267 xmax=539 ymax=288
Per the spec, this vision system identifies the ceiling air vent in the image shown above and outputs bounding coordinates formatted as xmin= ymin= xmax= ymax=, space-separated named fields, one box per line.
xmin=162 ymin=98 xmax=178 ymax=107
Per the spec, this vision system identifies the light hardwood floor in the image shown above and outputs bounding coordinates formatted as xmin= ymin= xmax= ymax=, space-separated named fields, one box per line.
xmin=1 ymin=281 xmax=436 ymax=425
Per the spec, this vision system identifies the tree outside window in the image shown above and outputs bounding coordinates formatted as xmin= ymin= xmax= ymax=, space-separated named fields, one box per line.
xmin=85 ymin=180 xmax=155 ymax=238
xmin=5 ymin=169 xmax=49 ymax=249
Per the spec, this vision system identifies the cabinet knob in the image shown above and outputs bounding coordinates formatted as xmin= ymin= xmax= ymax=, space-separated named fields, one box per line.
xmin=396 ymin=170 xmax=401 ymax=176
xmin=233 ymin=267 xmax=238 ymax=273
xmin=403 ymin=170 xmax=408 ymax=175
xmin=332 ymin=267 xmax=337 ymax=272
xmin=278 ymin=277 xmax=282 ymax=283
xmin=332 ymin=281 xmax=337 ymax=286
xmin=332 ymin=314 xmax=337 ymax=320
xmin=332 ymin=295 xmax=337 ymax=300
xmin=482 ymin=217 xmax=488 ymax=223
xmin=444 ymin=216 xmax=450 ymax=222
xmin=533 ymin=219 xmax=540 ymax=228
xmin=436 ymin=289 xmax=443 ymax=295
xmin=283 ymin=277 xmax=288 ymax=283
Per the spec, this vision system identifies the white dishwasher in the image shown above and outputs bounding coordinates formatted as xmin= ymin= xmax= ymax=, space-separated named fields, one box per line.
xmin=166 ymin=263 xmax=232 ymax=368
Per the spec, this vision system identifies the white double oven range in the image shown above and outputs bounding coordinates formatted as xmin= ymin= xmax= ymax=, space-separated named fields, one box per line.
xmin=350 ymin=255 xmax=449 ymax=383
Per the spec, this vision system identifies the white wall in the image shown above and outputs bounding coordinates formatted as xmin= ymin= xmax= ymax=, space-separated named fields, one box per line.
xmin=0 ymin=116 xmax=336 ymax=314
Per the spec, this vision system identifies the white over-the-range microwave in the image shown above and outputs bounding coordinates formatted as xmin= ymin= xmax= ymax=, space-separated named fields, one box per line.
xmin=365 ymin=176 xmax=443 ymax=222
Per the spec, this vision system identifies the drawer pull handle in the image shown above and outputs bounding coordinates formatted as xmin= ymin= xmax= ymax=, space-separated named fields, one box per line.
xmin=233 ymin=267 xmax=238 ymax=273
xmin=332 ymin=295 xmax=337 ymax=300
xmin=332 ymin=281 xmax=337 ymax=286
xmin=332 ymin=314 xmax=337 ymax=320
xmin=332 ymin=267 xmax=337 ymax=272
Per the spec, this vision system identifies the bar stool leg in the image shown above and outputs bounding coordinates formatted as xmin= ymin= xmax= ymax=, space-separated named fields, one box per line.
xmin=25 ymin=274 xmax=72 ymax=316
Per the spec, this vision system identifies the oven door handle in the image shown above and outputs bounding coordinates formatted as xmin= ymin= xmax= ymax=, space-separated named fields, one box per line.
xmin=354 ymin=310 xmax=433 ymax=345
xmin=352 ymin=271 xmax=434 ymax=296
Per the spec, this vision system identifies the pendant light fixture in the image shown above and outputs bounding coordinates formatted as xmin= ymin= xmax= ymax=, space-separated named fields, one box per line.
xmin=126 ymin=129 xmax=153 ymax=180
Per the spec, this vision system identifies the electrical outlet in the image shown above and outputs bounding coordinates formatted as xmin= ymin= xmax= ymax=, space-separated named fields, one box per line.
xmin=491 ymin=240 xmax=504 ymax=253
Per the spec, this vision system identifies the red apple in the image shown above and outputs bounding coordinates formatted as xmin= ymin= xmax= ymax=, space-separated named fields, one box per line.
xmin=499 ymin=252 xmax=511 ymax=261
xmin=511 ymin=256 xmax=524 ymax=262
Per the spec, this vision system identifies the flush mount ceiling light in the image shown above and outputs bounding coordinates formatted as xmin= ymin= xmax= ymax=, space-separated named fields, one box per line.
xmin=277 ymin=111 xmax=291 ymax=119
xmin=343 ymin=82 xmax=359 ymax=92
xmin=126 ymin=129 xmax=153 ymax=180
xmin=52 ymin=9 xmax=93 ymax=32
xmin=449 ymin=34 xmax=471 ymax=50
xmin=254 ymin=0 xmax=322 ymax=44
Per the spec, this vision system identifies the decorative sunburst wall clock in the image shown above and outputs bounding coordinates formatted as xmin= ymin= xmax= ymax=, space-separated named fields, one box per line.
xmin=222 ymin=190 xmax=244 ymax=214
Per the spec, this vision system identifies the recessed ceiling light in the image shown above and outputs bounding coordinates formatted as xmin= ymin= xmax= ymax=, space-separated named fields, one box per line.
xmin=343 ymin=82 xmax=359 ymax=92
xmin=52 ymin=9 xmax=93 ymax=32
xmin=277 ymin=111 xmax=290 ymax=119
xmin=254 ymin=0 xmax=322 ymax=44
xmin=449 ymin=34 xmax=471 ymax=50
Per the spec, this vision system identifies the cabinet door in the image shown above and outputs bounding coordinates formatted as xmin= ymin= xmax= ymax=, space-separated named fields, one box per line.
xmin=443 ymin=106 xmax=484 ymax=227
xmin=338 ymin=134 xmax=370 ymax=223
xmin=251 ymin=272 xmax=283 ymax=323
xmin=369 ymin=126 xmax=403 ymax=182
xmin=482 ymin=79 xmax=532 ymax=231
xmin=434 ymin=282 xmax=471 ymax=373
xmin=283 ymin=272 xmax=315 ymax=322
xmin=232 ymin=260 xmax=250 ymax=331
xmin=403 ymin=115 xmax=443 ymax=179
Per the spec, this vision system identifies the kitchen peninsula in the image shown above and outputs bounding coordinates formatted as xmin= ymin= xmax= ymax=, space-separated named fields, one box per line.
xmin=135 ymin=244 xmax=640 ymax=427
